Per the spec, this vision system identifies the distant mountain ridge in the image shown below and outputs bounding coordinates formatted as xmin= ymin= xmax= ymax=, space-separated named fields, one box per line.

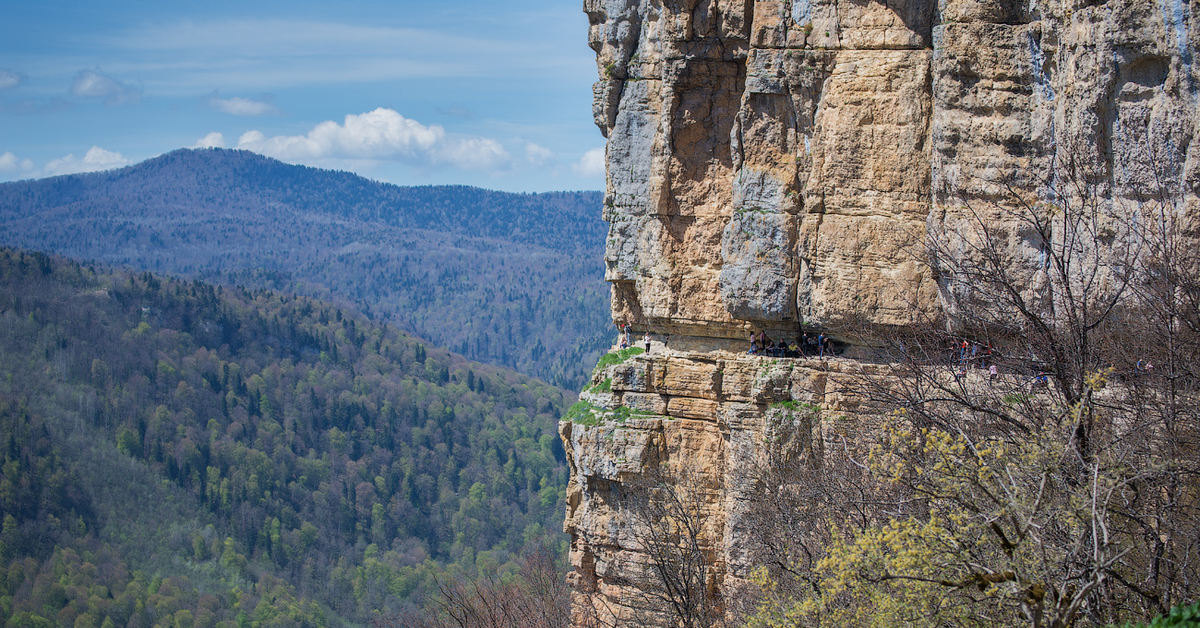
xmin=0 ymin=149 xmax=601 ymax=254
xmin=0 ymin=149 xmax=610 ymax=387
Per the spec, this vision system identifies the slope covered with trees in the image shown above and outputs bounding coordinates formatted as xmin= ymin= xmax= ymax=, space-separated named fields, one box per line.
xmin=0 ymin=149 xmax=609 ymax=388
xmin=0 ymin=248 xmax=571 ymax=625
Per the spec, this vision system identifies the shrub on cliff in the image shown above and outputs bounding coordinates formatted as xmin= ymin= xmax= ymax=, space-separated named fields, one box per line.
xmin=741 ymin=149 xmax=1200 ymax=627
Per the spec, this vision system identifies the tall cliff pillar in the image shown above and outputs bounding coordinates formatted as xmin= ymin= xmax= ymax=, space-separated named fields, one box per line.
xmin=567 ymin=0 xmax=1199 ymax=625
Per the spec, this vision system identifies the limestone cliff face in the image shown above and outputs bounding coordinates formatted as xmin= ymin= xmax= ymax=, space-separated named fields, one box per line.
xmin=567 ymin=0 xmax=1198 ymax=624
xmin=562 ymin=350 xmax=892 ymax=624
xmin=586 ymin=0 xmax=1198 ymax=340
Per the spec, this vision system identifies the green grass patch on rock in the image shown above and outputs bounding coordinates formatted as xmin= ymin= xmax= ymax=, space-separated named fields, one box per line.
xmin=564 ymin=399 xmax=658 ymax=426
xmin=564 ymin=400 xmax=603 ymax=426
xmin=584 ymin=378 xmax=613 ymax=394
xmin=592 ymin=346 xmax=645 ymax=376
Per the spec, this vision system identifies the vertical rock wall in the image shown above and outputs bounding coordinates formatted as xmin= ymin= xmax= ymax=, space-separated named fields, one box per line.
xmin=588 ymin=0 xmax=1198 ymax=341
xmin=562 ymin=351 xmax=889 ymax=625
xmin=567 ymin=0 xmax=1198 ymax=624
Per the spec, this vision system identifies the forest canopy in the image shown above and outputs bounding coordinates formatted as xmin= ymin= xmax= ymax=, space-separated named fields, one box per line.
xmin=0 ymin=248 xmax=571 ymax=625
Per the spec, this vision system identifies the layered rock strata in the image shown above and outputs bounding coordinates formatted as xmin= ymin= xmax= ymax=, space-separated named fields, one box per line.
xmin=586 ymin=0 xmax=1198 ymax=341
xmin=562 ymin=348 xmax=890 ymax=625
xmin=568 ymin=0 xmax=1198 ymax=624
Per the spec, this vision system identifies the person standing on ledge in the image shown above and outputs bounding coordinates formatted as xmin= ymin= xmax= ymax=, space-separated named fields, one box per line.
xmin=644 ymin=331 xmax=651 ymax=353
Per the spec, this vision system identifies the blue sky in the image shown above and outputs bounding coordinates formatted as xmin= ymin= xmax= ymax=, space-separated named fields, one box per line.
xmin=0 ymin=0 xmax=606 ymax=192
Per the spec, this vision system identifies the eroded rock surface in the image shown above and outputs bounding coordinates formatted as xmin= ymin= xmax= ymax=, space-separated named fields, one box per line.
xmin=569 ymin=0 xmax=1198 ymax=624
xmin=587 ymin=0 xmax=1198 ymax=341
xmin=563 ymin=350 xmax=885 ymax=625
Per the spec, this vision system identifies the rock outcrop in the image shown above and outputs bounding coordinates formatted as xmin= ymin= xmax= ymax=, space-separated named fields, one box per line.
xmin=567 ymin=0 xmax=1198 ymax=624
xmin=563 ymin=348 xmax=894 ymax=625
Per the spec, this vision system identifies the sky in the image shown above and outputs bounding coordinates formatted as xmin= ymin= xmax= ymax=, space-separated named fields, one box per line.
xmin=0 ymin=0 xmax=607 ymax=192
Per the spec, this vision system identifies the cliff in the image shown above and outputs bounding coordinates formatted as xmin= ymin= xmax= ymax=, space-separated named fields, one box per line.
xmin=563 ymin=350 xmax=895 ymax=624
xmin=565 ymin=0 xmax=1198 ymax=624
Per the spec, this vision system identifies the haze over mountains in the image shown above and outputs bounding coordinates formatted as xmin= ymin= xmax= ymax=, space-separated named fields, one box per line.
xmin=0 ymin=148 xmax=610 ymax=388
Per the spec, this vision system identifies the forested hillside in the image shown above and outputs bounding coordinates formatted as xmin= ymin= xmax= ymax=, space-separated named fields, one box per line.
xmin=0 ymin=248 xmax=571 ymax=625
xmin=0 ymin=149 xmax=609 ymax=388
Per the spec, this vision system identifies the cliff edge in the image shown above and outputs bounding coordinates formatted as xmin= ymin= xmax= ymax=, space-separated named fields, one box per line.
xmin=565 ymin=0 xmax=1198 ymax=624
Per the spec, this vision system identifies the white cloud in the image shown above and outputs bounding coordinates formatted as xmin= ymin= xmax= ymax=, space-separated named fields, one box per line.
xmin=434 ymin=136 xmax=509 ymax=171
xmin=0 ymin=70 xmax=21 ymax=90
xmin=193 ymin=132 xmax=226 ymax=149
xmin=236 ymin=108 xmax=511 ymax=171
xmin=525 ymin=142 xmax=552 ymax=165
xmin=210 ymin=96 xmax=276 ymax=116
xmin=0 ymin=152 xmax=35 ymax=174
xmin=44 ymin=146 xmax=130 ymax=176
xmin=574 ymin=146 xmax=606 ymax=178
xmin=70 ymin=69 xmax=140 ymax=104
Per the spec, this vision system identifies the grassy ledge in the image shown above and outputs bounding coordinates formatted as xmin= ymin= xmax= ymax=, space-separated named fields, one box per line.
xmin=591 ymin=346 xmax=645 ymax=376
xmin=564 ymin=399 xmax=658 ymax=426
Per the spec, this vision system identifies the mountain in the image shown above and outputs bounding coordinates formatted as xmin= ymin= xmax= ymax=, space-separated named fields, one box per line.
xmin=0 ymin=148 xmax=610 ymax=388
xmin=0 ymin=248 xmax=571 ymax=624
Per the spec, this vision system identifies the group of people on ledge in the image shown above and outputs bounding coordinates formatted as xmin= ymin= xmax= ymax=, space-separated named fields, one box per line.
xmin=614 ymin=322 xmax=836 ymax=358
xmin=952 ymin=337 xmax=1157 ymax=390
xmin=617 ymin=323 xmax=651 ymax=353
xmin=613 ymin=322 xmax=1160 ymax=393
xmin=953 ymin=339 xmax=1000 ymax=382
xmin=749 ymin=329 xmax=833 ymax=358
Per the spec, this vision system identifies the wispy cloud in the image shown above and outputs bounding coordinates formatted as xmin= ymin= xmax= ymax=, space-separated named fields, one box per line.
xmin=43 ymin=146 xmax=130 ymax=176
xmin=237 ymin=108 xmax=511 ymax=171
xmin=0 ymin=151 xmax=35 ymax=175
xmin=525 ymin=142 xmax=552 ymax=165
xmin=574 ymin=146 xmax=605 ymax=178
xmin=193 ymin=132 xmax=226 ymax=149
xmin=107 ymin=19 xmax=519 ymax=57
xmin=210 ymin=96 xmax=277 ymax=116
xmin=0 ymin=70 xmax=21 ymax=90
xmin=70 ymin=69 xmax=140 ymax=104
xmin=85 ymin=18 xmax=584 ymax=93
